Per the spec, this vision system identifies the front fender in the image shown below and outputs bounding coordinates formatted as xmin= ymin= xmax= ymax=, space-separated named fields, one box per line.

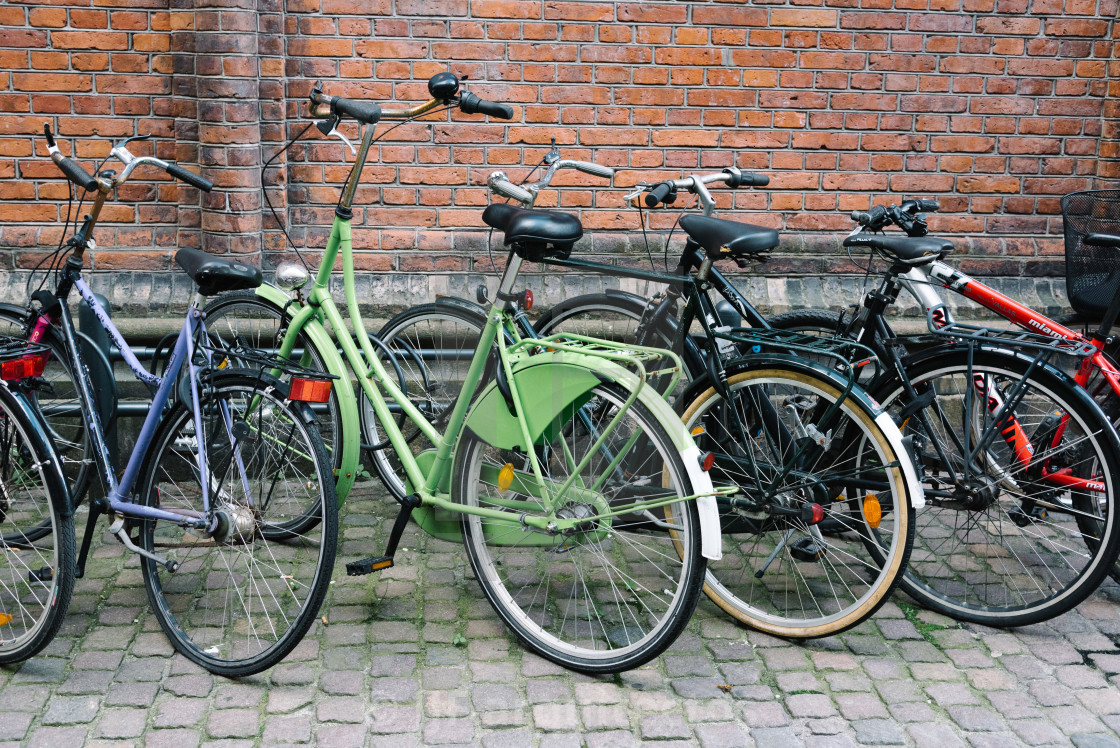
xmin=463 ymin=350 xmax=722 ymax=560
xmin=251 ymin=283 xmax=361 ymax=503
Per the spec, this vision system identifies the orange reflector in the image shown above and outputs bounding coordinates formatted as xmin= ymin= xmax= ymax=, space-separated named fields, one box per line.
xmin=808 ymin=503 xmax=824 ymax=524
xmin=498 ymin=462 xmax=515 ymax=492
xmin=289 ymin=378 xmax=332 ymax=403
xmin=0 ymin=613 xmax=10 ymax=626
xmin=863 ymin=494 xmax=882 ymax=529
xmin=0 ymin=354 xmax=45 ymax=381
xmin=371 ymin=559 xmax=393 ymax=571
xmin=698 ymin=451 xmax=715 ymax=471
xmin=691 ymin=426 xmax=705 ymax=436
xmin=523 ymin=289 xmax=533 ymax=310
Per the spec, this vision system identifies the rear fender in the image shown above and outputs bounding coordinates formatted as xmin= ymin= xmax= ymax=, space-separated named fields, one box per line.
xmin=463 ymin=349 xmax=722 ymax=559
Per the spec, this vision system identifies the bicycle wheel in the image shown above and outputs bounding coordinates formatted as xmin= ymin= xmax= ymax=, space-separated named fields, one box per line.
xmin=369 ymin=302 xmax=489 ymax=500
xmin=871 ymin=347 xmax=1120 ymax=626
xmin=534 ymin=293 xmax=692 ymax=387
xmin=0 ymin=309 xmax=91 ymax=514
xmin=679 ymin=361 xmax=916 ymax=637
xmin=0 ymin=382 xmax=74 ymax=664
xmin=202 ymin=291 xmax=342 ymax=538
xmin=453 ymin=381 xmax=706 ymax=674
xmin=135 ymin=372 xmax=337 ymax=676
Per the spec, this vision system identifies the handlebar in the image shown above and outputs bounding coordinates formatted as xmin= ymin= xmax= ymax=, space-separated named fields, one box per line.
xmin=44 ymin=124 xmax=212 ymax=193
xmin=486 ymin=153 xmax=615 ymax=208
xmin=309 ymin=72 xmax=514 ymax=125
xmin=639 ymin=167 xmax=768 ymax=212
xmin=850 ymin=198 xmax=939 ymax=236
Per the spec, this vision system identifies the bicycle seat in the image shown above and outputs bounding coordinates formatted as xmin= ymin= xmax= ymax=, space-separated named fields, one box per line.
xmin=679 ymin=215 xmax=779 ymax=258
xmin=843 ymin=234 xmax=953 ymax=265
xmin=174 ymin=248 xmax=262 ymax=296
xmin=482 ymin=204 xmax=582 ymax=261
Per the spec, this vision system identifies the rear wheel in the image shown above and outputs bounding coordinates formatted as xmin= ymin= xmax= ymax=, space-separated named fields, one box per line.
xmin=136 ymin=373 xmax=337 ymax=676
xmin=679 ymin=363 xmax=916 ymax=637
xmin=453 ymin=382 xmax=705 ymax=674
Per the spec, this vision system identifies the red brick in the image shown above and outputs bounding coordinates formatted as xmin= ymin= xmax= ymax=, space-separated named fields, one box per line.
xmin=770 ymin=9 xmax=838 ymax=27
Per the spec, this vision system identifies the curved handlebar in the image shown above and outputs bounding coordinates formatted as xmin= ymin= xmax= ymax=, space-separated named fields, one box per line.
xmin=310 ymin=73 xmax=513 ymax=124
xmin=564 ymin=160 xmax=614 ymax=179
xmin=487 ymin=173 xmax=534 ymax=204
xmin=639 ymin=167 xmax=768 ymax=208
xmin=45 ymin=124 xmax=210 ymax=193
xmin=44 ymin=124 xmax=98 ymax=191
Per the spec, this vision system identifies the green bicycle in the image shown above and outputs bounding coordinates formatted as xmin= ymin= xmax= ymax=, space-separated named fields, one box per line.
xmin=203 ymin=74 xmax=726 ymax=673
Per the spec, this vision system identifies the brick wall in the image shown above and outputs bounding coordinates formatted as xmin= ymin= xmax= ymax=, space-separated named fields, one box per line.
xmin=0 ymin=0 xmax=1116 ymax=320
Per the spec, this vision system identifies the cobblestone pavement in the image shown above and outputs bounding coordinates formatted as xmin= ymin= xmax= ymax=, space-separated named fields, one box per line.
xmin=6 ymin=481 xmax=1120 ymax=747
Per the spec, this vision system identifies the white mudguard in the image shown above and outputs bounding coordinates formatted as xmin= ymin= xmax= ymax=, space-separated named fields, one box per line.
xmin=680 ymin=444 xmax=723 ymax=560
xmin=875 ymin=411 xmax=927 ymax=509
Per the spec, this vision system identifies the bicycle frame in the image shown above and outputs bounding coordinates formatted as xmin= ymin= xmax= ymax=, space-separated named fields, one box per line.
xmin=902 ymin=261 xmax=1120 ymax=396
xmin=852 ymin=257 xmax=1113 ymax=501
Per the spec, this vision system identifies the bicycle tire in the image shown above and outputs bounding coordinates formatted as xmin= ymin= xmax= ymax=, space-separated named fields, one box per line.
xmin=369 ymin=302 xmax=491 ymax=500
xmin=678 ymin=361 xmax=916 ymax=637
xmin=0 ymin=309 xmax=92 ymax=517
xmin=202 ymin=291 xmax=342 ymax=538
xmin=871 ymin=347 xmax=1120 ymax=626
xmin=0 ymin=382 xmax=75 ymax=665
xmin=135 ymin=371 xmax=337 ymax=676
xmin=453 ymin=381 xmax=705 ymax=674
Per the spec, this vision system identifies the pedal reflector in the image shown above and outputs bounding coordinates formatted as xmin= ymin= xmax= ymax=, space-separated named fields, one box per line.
xmin=498 ymin=462 xmax=515 ymax=492
xmin=289 ymin=378 xmax=332 ymax=403
xmin=863 ymin=494 xmax=882 ymax=529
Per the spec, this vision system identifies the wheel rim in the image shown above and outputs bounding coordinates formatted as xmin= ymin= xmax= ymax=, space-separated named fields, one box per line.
xmin=882 ymin=360 xmax=1115 ymax=618
xmin=459 ymin=384 xmax=698 ymax=663
xmin=683 ymin=369 xmax=911 ymax=635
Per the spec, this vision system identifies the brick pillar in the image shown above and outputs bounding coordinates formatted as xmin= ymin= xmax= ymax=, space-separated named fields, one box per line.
xmin=258 ymin=0 xmax=288 ymax=264
xmin=179 ymin=0 xmax=263 ymax=261
xmin=1101 ymin=24 xmax=1120 ymax=186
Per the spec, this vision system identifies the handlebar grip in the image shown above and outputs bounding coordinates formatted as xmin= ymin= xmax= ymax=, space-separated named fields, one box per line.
xmin=332 ymin=97 xmax=382 ymax=125
xmin=850 ymin=205 xmax=888 ymax=227
xmin=645 ymin=181 xmax=673 ymax=208
xmin=741 ymin=172 xmax=769 ymax=187
xmin=56 ymin=156 xmax=99 ymax=192
xmin=459 ymin=91 xmax=513 ymax=119
xmin=570 ymin=161 xmax=614 ymax=179
xmin=491 ymin=179 xmax=533 ymax=204
xmin=916 ymin=199 xmax=940 ymax=212
xmin=166 ymin=163 xmax=214 ymax=193
xmin=1084 ymin=233 xmax=1120 ymax=249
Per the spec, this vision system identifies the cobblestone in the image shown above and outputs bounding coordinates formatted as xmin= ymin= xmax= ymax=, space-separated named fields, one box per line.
xmin=3 ymin=481 xmax=1120 ymax=745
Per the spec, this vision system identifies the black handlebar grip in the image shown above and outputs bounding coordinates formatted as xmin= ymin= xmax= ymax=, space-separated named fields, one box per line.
xmin=167 ymin=163 xmax=214 ymax=193
xmin=459 ymin=91 xmax=514 ymax=119
xmin=57 ymin=157 xmax=99 ymax=192
xmin=43 ymin=124 xmax=56 ymax=148
xmin=1084 ymin=233 xmax=1120 ymax=249
xmin=742 ymin=172 xmax=769 ymax=187
xmin=645 ymin=181 xmax=673 ymax=208
xmin=916 ymin=199 xmax=940 ymax=212
xmin=332 ymin=97 xmax=382 ymax=125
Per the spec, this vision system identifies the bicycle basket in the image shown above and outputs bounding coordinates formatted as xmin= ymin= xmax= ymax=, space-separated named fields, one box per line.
xmin=1063 ymin=189 xmax=1120 ymax=317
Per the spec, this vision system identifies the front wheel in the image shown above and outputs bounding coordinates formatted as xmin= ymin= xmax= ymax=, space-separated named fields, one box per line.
xmin=0 ymin=383 xmax=74 ymax=665
xmin=136 ymin=373 xmax=337 ymax=676
xmin=679 ymin=362 xmax=916 ymax=637
xmin=453 ymin=382 xmax=705 ymax=674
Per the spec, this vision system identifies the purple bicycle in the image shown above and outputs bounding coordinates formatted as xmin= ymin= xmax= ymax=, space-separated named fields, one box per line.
xmin=18 ymin=126 xmax=339 ymax=676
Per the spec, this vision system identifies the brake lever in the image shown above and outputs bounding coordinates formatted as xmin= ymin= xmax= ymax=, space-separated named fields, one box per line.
xmin=543 ymin=136 xmax=560 ymax=166
xmin=316 ymin=115 xmax=356 ymax=156
xmin=118 ymin=133 xmax=152 ymax=149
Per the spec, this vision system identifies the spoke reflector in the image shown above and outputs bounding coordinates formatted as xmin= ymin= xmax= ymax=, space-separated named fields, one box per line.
xmin=497 ymin=462 xmax=515 ymax=492
xmin=863 ymin=494 xmax=882 ymax=529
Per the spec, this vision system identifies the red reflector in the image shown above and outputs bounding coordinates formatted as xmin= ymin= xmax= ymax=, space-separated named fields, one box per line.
xmin=289 ymin=378 xmax=332 ymax=403
xmin=808 ymin=503 xmax=825 ymax=525
xmin=699 ymin=451 xmax=715 ymax=471
xmin=523 ymin=289 xmax=533 ymax=310
xmin=0 ymin=354 xmax=45 ymax=381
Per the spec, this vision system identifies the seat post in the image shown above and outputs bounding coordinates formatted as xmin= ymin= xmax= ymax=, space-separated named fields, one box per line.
xmin=493 ymin=251 xmax=524 ymax=311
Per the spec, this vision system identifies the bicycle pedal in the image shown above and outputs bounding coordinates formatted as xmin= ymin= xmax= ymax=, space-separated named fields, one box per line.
xmin=789 ymin=538 xmax=825 ymax=562
xmin=346 ymin=556 xmax=393 ymax=576
xmin=28 ymin=566 xmax=52 ymax=584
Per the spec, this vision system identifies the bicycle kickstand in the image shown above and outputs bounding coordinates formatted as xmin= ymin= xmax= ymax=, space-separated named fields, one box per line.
xmin=346 ymin=493 xmax=421 ymax=576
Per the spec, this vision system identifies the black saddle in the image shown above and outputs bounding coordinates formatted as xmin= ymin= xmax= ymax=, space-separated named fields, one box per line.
xmin=679 ymin=215 xmax=779 ymax=259
xmin=175 ymin=248 xmax=262 ymax=296
xmin=843 ymin=234 xmax=954 ymax=266
xmin=482 ymin=204 xmax=583 ymax=261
